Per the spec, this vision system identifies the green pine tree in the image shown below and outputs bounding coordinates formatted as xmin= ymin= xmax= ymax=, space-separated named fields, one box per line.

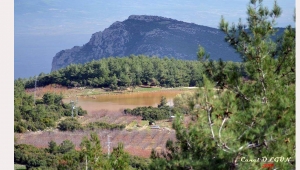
xmin=149 ymin=0 xmax=295 ymax=169
xmin=80 ymin=133 xmax=110 ymax=169
xmin=109 ymin=143 xmax=130 ymax=170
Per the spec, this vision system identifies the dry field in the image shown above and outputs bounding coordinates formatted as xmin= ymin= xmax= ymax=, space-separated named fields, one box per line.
xmin=15 ymin=109 xmax=177 ymax=158
xmin=15 ymin=109 xmax=195 ymax=157
xmin=15 ymin=128 xmax=176 ymax=158
xmin=19 ymin=85 xmax=196 ymax=157
xmin=26 ymin=84 xmax=69 ymax=97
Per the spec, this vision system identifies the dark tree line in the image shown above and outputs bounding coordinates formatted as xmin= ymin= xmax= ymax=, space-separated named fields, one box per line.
xmin=57 ymin=118 xmax=126 ymax=132
xmin=22 ymin=55 xmax=243 ymax=90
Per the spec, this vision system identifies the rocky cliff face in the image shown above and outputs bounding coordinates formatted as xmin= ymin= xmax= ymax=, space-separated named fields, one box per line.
xmin=51 ymin=15 xmax=240 ymax=71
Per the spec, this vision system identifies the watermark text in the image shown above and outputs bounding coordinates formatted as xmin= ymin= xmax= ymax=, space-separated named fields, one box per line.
xmin=240 ymin=156 xmax=292 ymax=163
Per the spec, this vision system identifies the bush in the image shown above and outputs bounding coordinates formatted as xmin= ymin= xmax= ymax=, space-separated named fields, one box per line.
xmin=86 ymin=122 xmax=125 ymax=130
xmin=58 ymin=118 xmax=82 ymax=131
xmin=14 ymin=81 xmax=88 ymax=133
xmin=14 ymin=144 xmax=56 ymax=169
xmin=58 ymin=140 xmax=75 ymax=154
xmin=14 ymin=122 xmax=27 ymax=133
xmin=77 ymin=107 xmax=87 ymax=116
xmin=125 ymin=106 xmax=172 ymax=121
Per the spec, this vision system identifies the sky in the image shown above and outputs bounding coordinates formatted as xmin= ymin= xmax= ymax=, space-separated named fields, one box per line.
xmin=15 ymin=0 xmax=295 ymax=35
xmin=14 ymin=0 xmax=295 ymax=78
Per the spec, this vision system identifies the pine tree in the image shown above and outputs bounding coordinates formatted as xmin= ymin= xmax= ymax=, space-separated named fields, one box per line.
xmin=150 ymin=0 xmax=295 ymax=169
xmin=158 ymin=96 xmax=168 ymax=108
xmin=109 ymin=143 xmax=130 ymax=170
xmin=80 ymin=133 xmax=110 ymax=169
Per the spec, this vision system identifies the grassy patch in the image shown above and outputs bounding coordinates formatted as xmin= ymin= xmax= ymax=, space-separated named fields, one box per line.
xmin=132 ymin=87 xmax=162 ymax=92
xmin=76 ymin=88 xmax=106 ymax=96
xmin=14 ymin=164 xmax=26 ymax=170
xmin=28 ymin=85 xmax=197 ymax=100
xmin=155 ymin=119 xmax=173 ymax=129
xmin=126 ymin=120 xmax=151 ymax=130
xmin=126 ymin=121 xmax=138 ymax=130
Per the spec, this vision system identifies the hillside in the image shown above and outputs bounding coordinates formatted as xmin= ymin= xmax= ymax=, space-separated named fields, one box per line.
xmin=51 ymin=15 xmax=241 ymax=71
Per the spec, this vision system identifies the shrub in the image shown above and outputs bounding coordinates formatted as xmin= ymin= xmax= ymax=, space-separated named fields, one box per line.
xmin=58 ymin=118 xmax=82 ymax=131
xmin=86 ymin=122 xmax=125 ymax=130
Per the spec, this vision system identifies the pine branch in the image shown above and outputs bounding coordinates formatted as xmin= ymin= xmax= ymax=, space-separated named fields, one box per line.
xmin=274 ymin=51 xmax=289 ymax=74
xmin=218 ymin=117 xmax=236 ymax=153
xmin=219 ymin=117 xmax=228 ymax=143
xmin=207 ymin=105 xmax=215 ymax=140
xmin=222 ymin=143 xmax=232 ymax=151
xmin=234 ymin=86 xmax=250 ymax=101
xmin=232 ymin=153 xmax=240 ymax=169
xmin=237 ymin=121 xmax=255 ymax=140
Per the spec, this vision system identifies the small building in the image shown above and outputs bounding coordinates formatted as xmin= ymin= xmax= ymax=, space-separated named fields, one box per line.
xmin=169 ymin=115 xmax=175 ymax=122
xmin=150 ymin=125 xmax=160 ymax=129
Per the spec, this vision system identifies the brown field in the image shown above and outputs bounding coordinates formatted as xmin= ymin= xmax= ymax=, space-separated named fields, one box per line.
xmin=15 ymin=128 xmax=176 ymax=158
xmin=77 ymin=110 xmax=140 ymax=125
xmin=18 ymin=85 xmax=196 ymax=158
xmin=15 ymin=109 xmax=177 ymax=158
xmin=26 ymin=84 xmax=68 ymax=97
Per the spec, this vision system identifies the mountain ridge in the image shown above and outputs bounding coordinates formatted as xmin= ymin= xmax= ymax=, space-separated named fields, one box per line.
xmin=51 ymin=15 xmax=241 ymax=71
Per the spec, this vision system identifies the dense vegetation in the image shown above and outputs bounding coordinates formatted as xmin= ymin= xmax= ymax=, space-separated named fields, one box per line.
xmin=86 ymin=121 xmax=125 ymax=131
xmin=14 ymin=80 xmax=87 ymax=133
xmin=150 ymin=1 xmax=295 ymax=169
xmin=14 ymin=1 xmax=294 ymax=169
xmin=57 ymin=118 xmax=126 ymax=131
xmin=23 ymin=55 xmax=243 ymax=90
xmin=124 ymin=96 xmax=176 ymax=122
xmin=125 ymin=106 xmax=172 ymax=122
xmin=15 ymin=133 xmax=150 ymax=169
xmin=57 ymin=118 xmax=83 ymax=131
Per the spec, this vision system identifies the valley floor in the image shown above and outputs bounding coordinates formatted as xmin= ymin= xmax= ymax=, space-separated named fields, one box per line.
xmin=16 ymin=85 xmax=196 ymax=158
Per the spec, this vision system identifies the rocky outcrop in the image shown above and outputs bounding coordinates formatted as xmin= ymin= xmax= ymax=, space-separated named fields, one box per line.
xmin=51 ymin=15 xmax=240 ymax=71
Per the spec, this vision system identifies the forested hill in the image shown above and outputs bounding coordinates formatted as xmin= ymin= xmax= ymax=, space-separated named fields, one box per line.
xmin=52 ymin=15 xmax=241 ymax=71
xmin=27 ymin=55 xmax=242 ymax=89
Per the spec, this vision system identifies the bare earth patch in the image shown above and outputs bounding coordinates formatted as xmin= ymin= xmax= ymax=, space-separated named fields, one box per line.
xmin=15 ymin=128 xmax=176 ymax=158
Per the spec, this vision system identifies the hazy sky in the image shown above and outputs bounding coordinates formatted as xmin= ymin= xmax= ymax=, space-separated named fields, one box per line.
xmin=15 ymin=0 xmax=295 ymax=36
xmin=14 ymin=0 xmax=295 ymax=78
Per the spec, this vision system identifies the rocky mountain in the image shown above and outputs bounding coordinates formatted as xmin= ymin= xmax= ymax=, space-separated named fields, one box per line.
xmin=52 ymin=15 xmax=241 ymax=71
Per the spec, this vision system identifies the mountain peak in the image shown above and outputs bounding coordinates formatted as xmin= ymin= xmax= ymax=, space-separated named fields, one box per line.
xmin=128 ymin=15 xmax=174 ymax=22
xmin=51 ymin=15 xmax=241 ymax=71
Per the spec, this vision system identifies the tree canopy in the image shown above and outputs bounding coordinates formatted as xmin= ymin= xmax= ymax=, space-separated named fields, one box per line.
xmin=23 ymin=55 xmax=243 ymax=90
xmin=150 ymin=0 xmax=295 ymax=169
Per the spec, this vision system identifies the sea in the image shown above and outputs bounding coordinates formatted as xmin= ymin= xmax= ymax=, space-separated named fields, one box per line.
xmin=14 ymin=34 xmax=91 ymax=79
